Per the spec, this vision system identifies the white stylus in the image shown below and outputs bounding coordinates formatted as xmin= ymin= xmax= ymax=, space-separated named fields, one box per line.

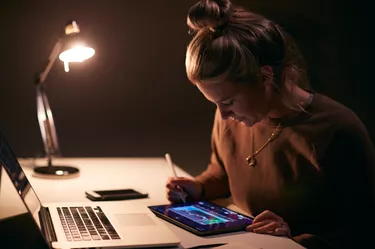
xmin=165 ymin=153 xmax=178 ymax=178
xmin=165 ymin=153 xmax=186 ymax=203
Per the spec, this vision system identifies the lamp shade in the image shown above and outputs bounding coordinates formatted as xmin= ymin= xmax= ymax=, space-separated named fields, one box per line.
xmin=58 ymin=21 xmax=95 ymax=72
xmin=59 ymin=46 xmax=95 ymax=72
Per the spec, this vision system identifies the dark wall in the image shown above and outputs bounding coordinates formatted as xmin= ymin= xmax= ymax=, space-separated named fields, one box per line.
xmin=0 ymin=0 xmax=373 ymax=176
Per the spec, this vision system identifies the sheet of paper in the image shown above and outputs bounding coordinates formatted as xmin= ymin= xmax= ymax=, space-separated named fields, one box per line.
xmin=161 ymin=220 xmax=228 ymax=248
xmin=161 ymin=219 xmax=306 ymax=249
xmin=215 ymin=242 xmax=260 ymax=249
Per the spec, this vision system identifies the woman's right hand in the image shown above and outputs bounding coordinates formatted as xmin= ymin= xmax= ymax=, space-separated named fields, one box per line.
xmin=165 ymin=177 xmax=203 ymax=203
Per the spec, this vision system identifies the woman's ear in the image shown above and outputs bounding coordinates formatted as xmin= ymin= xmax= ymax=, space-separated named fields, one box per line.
xmin=260 ymin=65 xmax=274 ymax=86
xmin=260 ymin=65 xmax=274 ymax=100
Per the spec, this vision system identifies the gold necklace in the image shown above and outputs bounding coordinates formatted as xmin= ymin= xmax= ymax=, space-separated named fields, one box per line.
xmin=246 ymin=123 xmax=282 ymax=166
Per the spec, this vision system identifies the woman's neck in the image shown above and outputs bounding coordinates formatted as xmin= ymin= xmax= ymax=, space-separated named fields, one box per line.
xmin=267 ymin=85 xmax=311 ymax=119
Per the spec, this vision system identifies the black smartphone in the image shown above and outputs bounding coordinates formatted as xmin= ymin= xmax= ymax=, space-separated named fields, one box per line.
xmin=85 ymin=189 xmax=148 ymax=201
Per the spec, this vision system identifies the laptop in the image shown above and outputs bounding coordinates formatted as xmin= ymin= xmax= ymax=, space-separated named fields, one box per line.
xmin=0 ymin=131 xmax=181 ymax=249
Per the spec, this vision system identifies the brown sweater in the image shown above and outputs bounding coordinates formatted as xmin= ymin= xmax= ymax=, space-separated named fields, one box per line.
xmin=195 ymin=92 xmax=375 ymax=249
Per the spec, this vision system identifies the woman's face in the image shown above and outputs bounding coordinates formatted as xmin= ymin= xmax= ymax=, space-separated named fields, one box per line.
xmin=197 ymin=81 xmax=271 ymax=127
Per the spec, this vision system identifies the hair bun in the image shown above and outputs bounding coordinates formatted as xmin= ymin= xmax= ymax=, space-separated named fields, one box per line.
xmin=187 ymin=0 xmax=232 ymax=32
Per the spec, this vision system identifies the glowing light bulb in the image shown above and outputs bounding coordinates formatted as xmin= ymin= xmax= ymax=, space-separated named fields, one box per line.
xmin=64 ymin=61 xmax=70 ymax=72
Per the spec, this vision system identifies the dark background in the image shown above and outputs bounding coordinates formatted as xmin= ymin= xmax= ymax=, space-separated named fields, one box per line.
xmin=0 ymin=0 xmax=372 ymax=176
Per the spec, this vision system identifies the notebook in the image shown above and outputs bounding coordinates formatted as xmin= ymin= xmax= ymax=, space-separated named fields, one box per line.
xmin=0 ymin=131 xmax=180 ymax=248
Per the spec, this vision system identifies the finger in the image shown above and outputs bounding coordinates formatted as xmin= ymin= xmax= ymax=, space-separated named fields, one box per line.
xmin=273 ymin=227 xmax=290 ymax=237
xmin=166 ymin=193 xmax=185 ymax=203
xmin=166 ymin=177 xmax=183 ymax=188
xmin=166 ymin=191 xmax=176 ymax=201
xmin=168 ymin=183 xmax=187 ymax=196
xmin=253 ymin=210 xmax=282 ymax=223
xmin=167 ymin=188 xmax=185 ymax=196
xmin=166 ymin=182 xmax=180 ymax=190
xmin=166 ymin=182 xmax=175 ymax=189
xmin=253 ymin=221 xmax=279 ymax=234
xmin=170 ymin=177 xmax=193 ymax=185
xmin=166 ymin=182 xmax=185 ymax=191
xmin=166 ymin=181 xmax=188 ymax=192
xmin=166 ymin=195 xmax=181 ymax=203
xmin=167 ymin=187 xmax=188 ymax=198
xmin=168 ymin=193 xmax=184 ymax=200
xmin=166 ymin=177 xmax=175 ymax=185
xmin=246 ymin=219 xmax=274 ymax=231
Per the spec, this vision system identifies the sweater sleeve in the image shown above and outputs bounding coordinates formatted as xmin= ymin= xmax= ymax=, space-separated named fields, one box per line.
xmin=194 ymin=109 xmax=230 ymax=200
xmin=293 ymin=113 xmax=375 ymax=249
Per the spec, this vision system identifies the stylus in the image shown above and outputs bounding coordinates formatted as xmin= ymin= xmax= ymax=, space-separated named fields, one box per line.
xmin=165 ymin=153 xmax=186 ymax=203
xmin=165 ymin=153 xmax=178 ymax=178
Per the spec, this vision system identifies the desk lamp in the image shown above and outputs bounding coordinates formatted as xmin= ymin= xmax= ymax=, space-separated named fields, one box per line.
xmin=34 ymin=20 xmax=95 ymax=178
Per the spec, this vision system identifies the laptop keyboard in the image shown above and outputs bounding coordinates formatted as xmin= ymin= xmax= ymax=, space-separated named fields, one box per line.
xmin=57 ymin=206 xmax=121 ymax=241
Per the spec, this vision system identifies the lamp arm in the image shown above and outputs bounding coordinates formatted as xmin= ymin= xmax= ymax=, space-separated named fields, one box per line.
xmin=36 ymin=85 xmax=61 ymax=166
xmin=36 ymin=38 xmax=63 ymax=85
xmin=35 ymin=37 xmax=64 ymax=167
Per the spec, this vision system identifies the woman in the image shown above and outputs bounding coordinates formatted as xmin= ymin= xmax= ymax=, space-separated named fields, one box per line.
xmin=166 ymin=0 xmax=375 ymax=248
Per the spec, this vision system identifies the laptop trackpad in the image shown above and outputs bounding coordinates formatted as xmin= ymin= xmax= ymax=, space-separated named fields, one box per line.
xmin=115 ymin=213 xmax=156 ymax=227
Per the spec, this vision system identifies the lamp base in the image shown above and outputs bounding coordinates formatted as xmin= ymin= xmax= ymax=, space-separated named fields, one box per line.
xmin=33 ymin=165 xmax=80 ymax=179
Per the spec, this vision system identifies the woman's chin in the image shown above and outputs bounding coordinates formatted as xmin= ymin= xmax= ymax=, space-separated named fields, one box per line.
xmin=241 ymin=119 xmax=257 ymax=127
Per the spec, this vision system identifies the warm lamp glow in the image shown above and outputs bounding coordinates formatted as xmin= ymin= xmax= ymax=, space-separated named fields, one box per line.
xmin=59 ymin=46 xmax=95 ymax=72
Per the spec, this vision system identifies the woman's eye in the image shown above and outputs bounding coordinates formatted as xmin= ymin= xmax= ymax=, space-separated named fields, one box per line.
xmin=221 ymin=99 xmax=233 ymax=106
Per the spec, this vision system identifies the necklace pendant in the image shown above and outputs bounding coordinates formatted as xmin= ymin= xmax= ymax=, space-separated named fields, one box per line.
xmin=246 ymin=156 xmax=256 ymax=166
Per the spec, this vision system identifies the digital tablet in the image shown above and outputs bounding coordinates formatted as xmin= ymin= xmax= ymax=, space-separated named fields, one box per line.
xmin=148 ymin=201 xmax=253 ymax=236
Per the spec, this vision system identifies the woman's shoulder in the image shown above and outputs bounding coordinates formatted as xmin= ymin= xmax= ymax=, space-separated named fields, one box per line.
xmin=310 ymin=92 xmax=368 ymax=135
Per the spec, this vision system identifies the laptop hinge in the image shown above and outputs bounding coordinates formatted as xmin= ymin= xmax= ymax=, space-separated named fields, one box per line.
xmin=39 ymin=206 xmax=57 ymax=243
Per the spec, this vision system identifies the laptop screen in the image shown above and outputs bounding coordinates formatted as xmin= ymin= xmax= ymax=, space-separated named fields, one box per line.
xmin=0 ymin=132 xmax=42 ymax=229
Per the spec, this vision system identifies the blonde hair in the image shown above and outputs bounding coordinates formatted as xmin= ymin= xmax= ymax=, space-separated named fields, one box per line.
xmin=185 ymin=0 xmax=310 ymax=111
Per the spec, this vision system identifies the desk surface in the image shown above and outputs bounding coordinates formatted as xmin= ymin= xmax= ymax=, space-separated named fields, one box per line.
xmin=0 ymin=157 xmax=304 ymax=249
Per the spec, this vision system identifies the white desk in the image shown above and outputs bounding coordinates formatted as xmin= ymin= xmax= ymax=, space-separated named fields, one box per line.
xmin=0 ymin=157 xmax=304 ymax=249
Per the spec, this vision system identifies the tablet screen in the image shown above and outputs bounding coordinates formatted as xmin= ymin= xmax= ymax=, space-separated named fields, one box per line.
xmin=149 ymin=201 xmax=253 ymax=236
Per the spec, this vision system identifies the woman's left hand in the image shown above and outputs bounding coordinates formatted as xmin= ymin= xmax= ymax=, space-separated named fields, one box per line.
xmin=246 ymin=210 xmax=291 ymax=237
